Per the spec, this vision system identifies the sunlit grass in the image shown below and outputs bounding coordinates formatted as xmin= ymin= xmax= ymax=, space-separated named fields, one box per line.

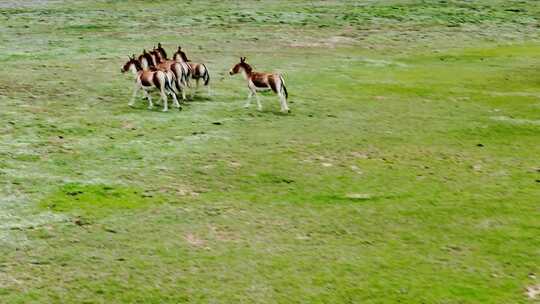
xmin=0 ymin=1 xmax=539 ymax=303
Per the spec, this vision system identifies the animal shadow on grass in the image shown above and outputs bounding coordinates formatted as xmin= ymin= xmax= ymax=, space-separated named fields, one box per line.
xmin=128 ymin=93 xmax=185 ymax=109
xmin=247 ymin=109 xmax=292 ymax=117
xmin=189 ymin=95 xmax=212 ymax=102
xmin=128 ymin=99 xmax=182 ymax=112
xmin=268 ymin=109 xmax=292 ymax=116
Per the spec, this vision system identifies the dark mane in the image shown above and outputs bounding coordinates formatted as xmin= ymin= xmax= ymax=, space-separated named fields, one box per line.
xmin=133 ymin=59 xmax=143 ymax=71
xmin=150 ymin=49 xmax=163 ymax=64
xmin=142 ymin=52 xmax=155 ymax=67
xmin=180 ymin=51 xmax=189 ymax=62
xmin=157 ymin=44 xmax=168 ymax=60
xmin=240 ymin=62 xmax=252 ymax=74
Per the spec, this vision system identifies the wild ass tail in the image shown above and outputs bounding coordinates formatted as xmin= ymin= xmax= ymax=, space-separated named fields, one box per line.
xmin=202 ymin=64 xmax=210 ymax=86
xmin=280 ymin=75 xmax=288 ymax=99
xmin=164 ymin=72 xmax=175 ymax=94
xmin=181 ymin=62 xmax=191 ymax=88
xmin=172 ymin=64 xmax=184 ymax=93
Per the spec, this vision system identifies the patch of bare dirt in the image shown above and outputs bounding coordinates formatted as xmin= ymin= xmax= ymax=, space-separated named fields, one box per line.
xmin=157 ymin=184 xmax=200 ymax=197
xmin=184 ymin=233 xmax=205 ymax=247
xmin=121 ymin=122 xmax=136 ymax=130
xmin=526 ymin=284 xmax=540 ymax=299
xmin=209 ymin=225 xmax=240 ymax=243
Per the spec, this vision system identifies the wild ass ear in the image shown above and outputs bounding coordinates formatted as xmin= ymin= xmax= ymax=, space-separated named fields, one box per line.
xmin=240 ymin=57 xmax=244 ymax=62
xmin=158 ymin=42 xmax=162 ymax=47
xmin=178 ymin=46 xmax=182 ymax=51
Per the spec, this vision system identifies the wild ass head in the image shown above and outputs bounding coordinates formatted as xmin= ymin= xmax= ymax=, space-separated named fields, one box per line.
xmin=229 ymin=57 xmax=252 ymax=76
xmin=173 ymin=46 xmax=190 ymax=63
xmin=121 ymin=55 xmax=142 ymax=73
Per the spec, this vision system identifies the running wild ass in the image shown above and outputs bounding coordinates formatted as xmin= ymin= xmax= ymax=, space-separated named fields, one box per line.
xmin=172 ymin=46 xmax=210 ymax=94
xmin=121 ymin=55 xmax=180 ymax=111
xmin=142 ymin=47 xmax=188 ymax=101
xmin=229 ymin=57 xmax=289 ymax=113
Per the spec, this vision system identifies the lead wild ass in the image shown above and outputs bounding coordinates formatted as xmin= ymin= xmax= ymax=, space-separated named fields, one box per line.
xmin=229 ymin=57 xmax=289 ymax=113
xmin=121 ymin=55 xmax=180 ymax=111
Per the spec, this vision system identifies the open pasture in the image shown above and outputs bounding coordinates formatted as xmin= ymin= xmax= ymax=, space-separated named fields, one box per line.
xmin=0 ymin=0 xmax=539 ymax=303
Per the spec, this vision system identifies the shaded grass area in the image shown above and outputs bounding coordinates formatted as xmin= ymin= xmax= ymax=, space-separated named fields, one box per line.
xmin=0 ymin=0 xmax=539 ymax=303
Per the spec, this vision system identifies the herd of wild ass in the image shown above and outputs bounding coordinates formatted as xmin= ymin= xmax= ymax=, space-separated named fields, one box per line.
xmin=121 ymin=43 xmax=290 ymax=113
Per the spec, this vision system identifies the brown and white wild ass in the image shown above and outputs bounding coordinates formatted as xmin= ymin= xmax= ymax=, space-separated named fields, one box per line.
xmin=140 ymin=47 xmax=188 ymax=101
xmin=229 ymin=57 xmax=289 ymax=113
xmin=172 ymin=46 xmax=210 ymax=94
xmin=121 ymin=55 xmax=180 ymax=111
xmin=155 ymin=43 xmax=190 ymax=88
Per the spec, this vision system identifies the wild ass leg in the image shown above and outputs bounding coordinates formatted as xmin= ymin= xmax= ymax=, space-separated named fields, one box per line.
xmin=173 ymin=77 xmax=186 ymax=102
xmin=142 ymin=89 xmax=153 ymax=109
xmin=167 ymin=73 xmax=181 ymax=109
xmin=254 ymin=92 xmax=262 ymax=111
xmin=155 ymin=72 xmax=168 ymax=112
xmin=188 ymin=78 xmax=195 ymax=100
xmin=176 ymin=77 xmax=186 ymax=102
xmin=278 ymin=83 xmax=289 ymax=113
xmin=170 ymin=90 xmax=180 ymax=108
xmin=142 ymin=90 xmax=153 ymax=107
xmin=279 ymin=94 xmax=289 ymax=113
xmin=177 ymin=77 xmax=186 ymax=101
xmin=182 ymin=76 xmax=189 ymax=89
xmin=128 ymin=84 xmax=139 ymax=107
xmin=244 ymin=89 xmax=254 ymax=108
xmin=278 ymin=76 xmax=289 ymax=113
xmin=160 ymin=89 xmax=168 ymax=112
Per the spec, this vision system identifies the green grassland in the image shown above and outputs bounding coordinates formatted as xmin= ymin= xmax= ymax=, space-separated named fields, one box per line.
xmin=0 ymin=0 xmax=539 ymax=303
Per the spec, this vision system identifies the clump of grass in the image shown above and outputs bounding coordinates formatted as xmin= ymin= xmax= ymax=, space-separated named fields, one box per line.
xmin=40 ymin=183 xmax=167 ymax=217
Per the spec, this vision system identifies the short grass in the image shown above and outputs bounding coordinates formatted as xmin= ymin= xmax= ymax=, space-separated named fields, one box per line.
xmin=0 ymin=0 xmax=539 ymax=303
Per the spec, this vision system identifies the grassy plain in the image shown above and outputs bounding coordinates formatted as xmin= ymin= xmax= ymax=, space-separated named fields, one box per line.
xmin=0 ymin=0 xmax=539 ymax=303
